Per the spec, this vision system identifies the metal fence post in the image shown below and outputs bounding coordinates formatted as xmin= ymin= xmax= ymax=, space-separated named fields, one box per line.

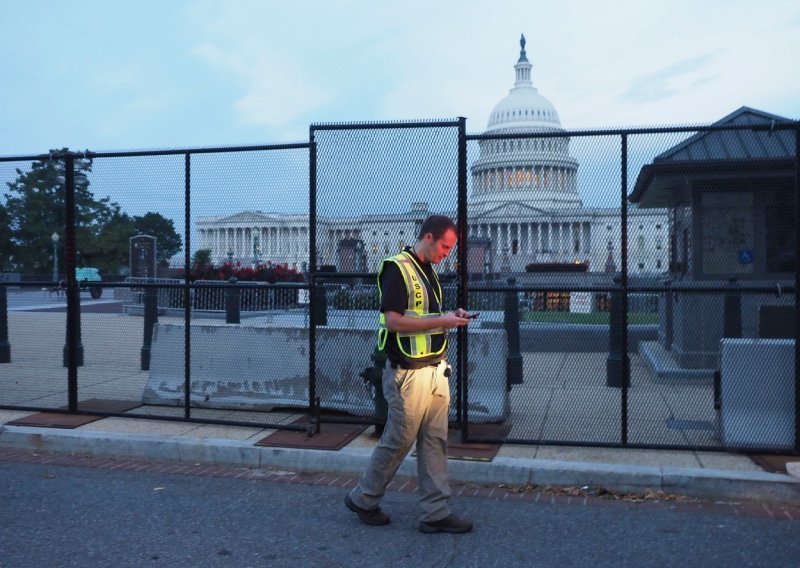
xmin=723 ymin=276 xmax=742 ymax=339
xmin=606 ymin=273 xmax=629 ymax=388
xmin=504 ymin=277 xmax=523 ymax=389
xmin=663 ymin=278 xmax=673 ymax=351
xmin=140 ymin=280 xmax=158 ymax=370
xmin=715 ymin=277 xmax=742 ymax=414
xmin=226 ymin=277 xmax=240 ymax=324
xmin=0 ymin=285 xmax=10 ymax=363
xmin=63 ymin=283 xmax=84 ymax=368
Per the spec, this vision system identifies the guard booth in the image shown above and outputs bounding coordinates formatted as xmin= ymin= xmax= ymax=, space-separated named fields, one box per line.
xmin=629 ymin=106 xmax=797 ymax=449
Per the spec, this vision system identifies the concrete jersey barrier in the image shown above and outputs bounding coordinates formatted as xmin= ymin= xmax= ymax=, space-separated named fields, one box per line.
xmin=143 ymin=323 xmax=510 ymax=423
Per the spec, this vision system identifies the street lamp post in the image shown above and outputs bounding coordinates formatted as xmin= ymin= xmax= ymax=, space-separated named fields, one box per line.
xmin=51 ymin=232 xmax=59 ymax=282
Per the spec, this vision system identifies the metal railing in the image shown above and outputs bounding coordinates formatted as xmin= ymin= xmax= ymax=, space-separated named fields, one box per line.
xmin=0 ymin=118 xmax=797 ymax=454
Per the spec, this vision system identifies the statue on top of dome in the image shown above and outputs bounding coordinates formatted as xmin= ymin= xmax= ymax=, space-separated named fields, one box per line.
xmin=520 ymin=34 xmax=526 ymax=51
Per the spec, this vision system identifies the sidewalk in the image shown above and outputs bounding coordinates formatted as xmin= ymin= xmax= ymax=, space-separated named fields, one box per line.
xmin=1 ymin=407 xmax=799 ymax=506
xmin=1 ymin=297 xmax=799 ymax=506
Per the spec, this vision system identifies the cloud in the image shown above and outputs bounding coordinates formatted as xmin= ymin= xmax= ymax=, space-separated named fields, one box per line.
xmin=192 ymin=42 xmax=332 ymax=132
xmin=622 ymin=53 xmax=717 ymax=104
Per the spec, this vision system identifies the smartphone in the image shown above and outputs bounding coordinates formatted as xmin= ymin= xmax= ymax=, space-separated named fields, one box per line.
xmin=466 ymin=313 xmax=480 ymax=319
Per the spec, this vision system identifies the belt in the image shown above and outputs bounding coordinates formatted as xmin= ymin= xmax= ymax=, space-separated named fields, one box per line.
xmin=390 ymin=360 xmax=445 ymax=370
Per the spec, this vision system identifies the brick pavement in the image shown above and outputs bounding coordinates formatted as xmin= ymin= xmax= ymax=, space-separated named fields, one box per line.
xmin=1 ymin=447 xmax=797 ymax=522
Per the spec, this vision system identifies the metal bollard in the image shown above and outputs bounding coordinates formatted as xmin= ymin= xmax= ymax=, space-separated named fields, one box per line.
xmin=0 ymin=285 xmax=10 ymax=363
xmin=606 ymin=274 xmax=630 ymax=388
xmin=504 ymin=277 xmax=523 ymax=389
xmin=313 ymin=282 xmax=327 ymax=326
xmin=226 ymin=277 xmax=240 ymax=324
xmin=140 ymin=281 xmax=159 ymax=370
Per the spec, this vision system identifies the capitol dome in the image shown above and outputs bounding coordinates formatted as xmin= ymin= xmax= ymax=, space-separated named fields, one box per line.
xmin=486 ymin=36 xmax=561 ymax=132
xmin=470 ymin=35 xmax=580 ymax=212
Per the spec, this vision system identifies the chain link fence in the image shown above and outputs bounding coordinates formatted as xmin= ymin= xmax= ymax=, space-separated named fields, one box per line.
xmin=0 ymin=118 xmax=797 ymax=453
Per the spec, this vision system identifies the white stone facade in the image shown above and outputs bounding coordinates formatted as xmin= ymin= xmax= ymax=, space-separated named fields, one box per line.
xmin=195 ymin=36 xmax=668 ymax=275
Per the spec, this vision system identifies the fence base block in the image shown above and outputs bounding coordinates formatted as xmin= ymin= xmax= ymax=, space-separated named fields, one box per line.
xmin=142 ymin=322 xmax=510 ymax=423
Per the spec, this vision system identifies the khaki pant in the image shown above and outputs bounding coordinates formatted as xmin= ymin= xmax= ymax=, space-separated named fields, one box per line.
xmin=349 ymin=360 xmax=451 ymax=523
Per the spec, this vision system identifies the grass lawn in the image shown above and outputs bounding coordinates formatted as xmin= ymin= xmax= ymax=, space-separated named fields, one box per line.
xmin=522 ymin=311 xmax=659 ymax=325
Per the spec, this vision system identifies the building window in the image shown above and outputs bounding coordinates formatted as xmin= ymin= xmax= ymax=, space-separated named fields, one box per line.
xmin=637 ymin=235 xmax=645 ymax=249
xmin=532 ymin=291 xmax=570 ymax=312
xmin=638 ymin=262 xmax=645 ymax=271
xmin=512 ymin=239 xmax=519 ymax=255
xmin=656 ymin=224 xmax=662 ymax=230
xmin=656 ymin=259 xmax=662 ymax=269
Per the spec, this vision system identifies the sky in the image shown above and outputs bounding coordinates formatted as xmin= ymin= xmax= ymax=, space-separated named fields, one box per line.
xmin=2 ymin=0 xmax=799 ymax=155
xmin=1 ymin=0 xmax=799 ymax=260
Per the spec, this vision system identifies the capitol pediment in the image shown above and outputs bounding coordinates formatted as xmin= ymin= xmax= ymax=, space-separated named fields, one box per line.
xmin=215 ymin=211 xmax=274 ymax=224
xmin=474 ymin=201 xmax=549 ymax=219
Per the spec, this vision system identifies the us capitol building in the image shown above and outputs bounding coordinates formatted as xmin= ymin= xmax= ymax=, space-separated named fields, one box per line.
xmin=196 ymin=36 xmax=668 ymax=276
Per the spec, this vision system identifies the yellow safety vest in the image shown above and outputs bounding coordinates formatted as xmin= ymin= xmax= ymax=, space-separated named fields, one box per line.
xmin=377 ymin=250 xmax=447 ymax=359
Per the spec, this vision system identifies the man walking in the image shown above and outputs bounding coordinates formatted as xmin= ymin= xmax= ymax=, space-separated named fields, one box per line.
xmin=345 ymin=214 xmax=474 ymax=533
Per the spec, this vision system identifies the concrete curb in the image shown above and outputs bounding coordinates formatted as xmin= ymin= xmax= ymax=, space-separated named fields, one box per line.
xmin=2 ymin=425 xmax=799 ymax=505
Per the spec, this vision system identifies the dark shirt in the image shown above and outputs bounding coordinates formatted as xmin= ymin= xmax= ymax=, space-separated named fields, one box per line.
xmin=380 ymin=248 xmax=446 ymax=369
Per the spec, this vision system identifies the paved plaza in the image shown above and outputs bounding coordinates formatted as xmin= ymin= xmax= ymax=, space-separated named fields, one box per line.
xmin=3 ymin=288 xmax=717 ymax=449
xmin=2 ymin=287 xmax=798 ymax=506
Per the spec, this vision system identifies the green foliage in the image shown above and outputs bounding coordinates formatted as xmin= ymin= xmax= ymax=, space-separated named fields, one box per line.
xmin=0 ymin=202 xmax=12 ymax=270
xmin=522 ymin=311 xmax=659 ymax=325
xmin=133 ymin=212 xmax=182 ymax=265
xmin=332 ymin=287 xmax=379 ymax=310
xmin=192 ymin=248 xmax=212 ymax=267
xmin=3 ymin=151 xmax=103 ymax=275
xmin=1 ymin=151 xmax=183 ymax=276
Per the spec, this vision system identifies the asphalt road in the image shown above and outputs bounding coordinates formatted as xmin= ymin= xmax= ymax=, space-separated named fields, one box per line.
xmin=1 ymin=460 xmax=797 ymax=568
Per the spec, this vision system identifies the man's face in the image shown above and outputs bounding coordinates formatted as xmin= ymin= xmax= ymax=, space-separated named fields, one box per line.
xmin=421 ymin=229 xmax=457 ymax=264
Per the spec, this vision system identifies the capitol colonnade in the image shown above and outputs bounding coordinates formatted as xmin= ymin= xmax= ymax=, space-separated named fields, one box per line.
xmin=467 ymin=221 xmax=592 ymax=259
xmin=194 ymin=35 xmax=668 ymax=275
xmin=196 ymin=214 xmax=310 ymax=268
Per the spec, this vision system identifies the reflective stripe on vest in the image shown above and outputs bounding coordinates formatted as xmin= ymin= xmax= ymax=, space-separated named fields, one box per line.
xmin=377 ymin=250 xmax=447 ymax=359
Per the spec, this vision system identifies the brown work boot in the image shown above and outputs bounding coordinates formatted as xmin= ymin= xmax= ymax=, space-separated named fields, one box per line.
xmin=344 ymin=493 xmax=391 ymax=526
xmin=419 ymin=514 xmax=473 ymax=534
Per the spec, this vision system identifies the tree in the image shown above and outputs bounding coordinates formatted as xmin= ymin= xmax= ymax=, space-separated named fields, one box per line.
xmin=2 ymin=151 xmax=183 ymax=276
xmin=192 ymin=248 xmax=212 ymax=267
xmin=0 ymin=202 xmax=13 ymax=271
xmin=3 ymin=151 xmax=114 ymax=275
xmin=91 ymin=209 xmax=137 ymax=274
xmin=133 ymin=212 xmax=182 ymax=266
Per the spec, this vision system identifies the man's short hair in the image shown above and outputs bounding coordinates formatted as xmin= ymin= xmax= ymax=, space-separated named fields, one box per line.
xmin=417 ymin=215 xmax=457 ymax=241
